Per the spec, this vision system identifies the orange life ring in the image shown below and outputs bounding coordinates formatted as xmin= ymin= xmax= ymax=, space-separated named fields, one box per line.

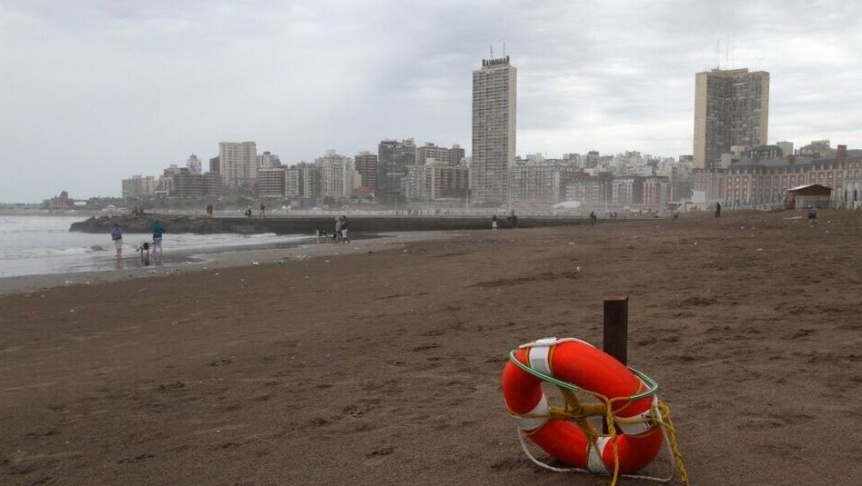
xmin=502 ymin=338 xmax=664 ymax=475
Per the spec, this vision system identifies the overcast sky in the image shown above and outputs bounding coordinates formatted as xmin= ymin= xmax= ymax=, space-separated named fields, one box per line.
xmin=2 ymin=0 xmax=861 ymax=203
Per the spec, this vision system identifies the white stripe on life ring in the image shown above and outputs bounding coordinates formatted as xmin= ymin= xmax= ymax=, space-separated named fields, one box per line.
xmin=616 ymin=396 xmax=659 ymax=436
xmin=513 ymin=394 xmax=550 ymax=431
xmin=528 ymin=340 xmax=554 ymax=376
xmin=588 ymin=436 xmax=611 ymax=474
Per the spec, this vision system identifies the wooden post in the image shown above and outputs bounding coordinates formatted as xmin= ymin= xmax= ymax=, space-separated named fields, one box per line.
xmin=603 ymin=296 xmax=629 ymax=366
xmin=603 ymin=295 xmax=629 ymax=433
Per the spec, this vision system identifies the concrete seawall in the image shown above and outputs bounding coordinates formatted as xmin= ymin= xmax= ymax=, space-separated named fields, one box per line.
xmin=69 ymin=214 xmax=586 ymax=234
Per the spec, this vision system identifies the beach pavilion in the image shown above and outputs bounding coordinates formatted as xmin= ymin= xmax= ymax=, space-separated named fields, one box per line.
xmin=785 ymin=184 xmax=832 ymax=209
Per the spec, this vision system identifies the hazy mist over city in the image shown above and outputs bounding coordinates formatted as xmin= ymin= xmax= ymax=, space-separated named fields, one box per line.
xmin=2 ymin=0 xmax=861 ymax=203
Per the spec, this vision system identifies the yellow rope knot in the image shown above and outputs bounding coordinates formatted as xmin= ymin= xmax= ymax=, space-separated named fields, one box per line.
xmin=537 ymin=387 xmax=690 ymax=486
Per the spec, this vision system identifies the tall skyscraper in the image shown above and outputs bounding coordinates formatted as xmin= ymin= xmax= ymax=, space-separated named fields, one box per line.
xmin=377 ymin=138 xmax=416 ymax=205
xmin=472 ymin=56 xmax=517 ymax=206
xmin=354 ymin=151 xmax=379 ymax=193
xmin=219 ymin=141 xmax=258 ymax=189
xmin=693 ymin=68 xmax=769 ymax=170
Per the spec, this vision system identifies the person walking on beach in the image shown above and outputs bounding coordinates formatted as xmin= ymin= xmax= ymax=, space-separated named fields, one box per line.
xmin=111 ymin=223 xmax=123 ymax=260
xmin=491 ymin=214 xmax=498 ymax=229
xmin=715 ymin=202 xmax=721 ymax=218
xmin=340 ymin=215 xmax=350 ymax=244
xmin=260 ymin=203 xmax=266 ymax=218
xmin=152 ymin=220 xmax=165 ymax=259
xmin=807 ymin=207 xmax=818 ymax=226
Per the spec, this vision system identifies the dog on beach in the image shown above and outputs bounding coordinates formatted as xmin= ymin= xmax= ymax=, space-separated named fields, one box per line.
xmin=135 ymin=242 xmax=151 ymax=266
xmin=316 ymin=229 xmax=329 ymax=243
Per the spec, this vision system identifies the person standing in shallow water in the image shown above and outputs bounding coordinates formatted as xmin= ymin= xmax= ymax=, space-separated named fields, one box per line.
xmin=152 ymin=220 xmax=165 ymax=259
xmin=111 ymin=223 xmax=123 ymax=260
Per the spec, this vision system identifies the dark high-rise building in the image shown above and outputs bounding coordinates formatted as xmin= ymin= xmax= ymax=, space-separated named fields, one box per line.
xmin=354 ymin=151 xmax=379 ymax=193
xmin=448 ymin=144 xmax=465 ymax=166
xmin=694 ymin=68 xmax=770 ymax=169
xmin=377 ymin=138 xmax=415 ymax=205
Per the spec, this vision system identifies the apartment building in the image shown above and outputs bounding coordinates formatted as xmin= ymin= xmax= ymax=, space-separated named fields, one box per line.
xmin=121 ymin=175 xmax=157 ymax=198
xmin=258 ymin=168 xmax=286 ymax=198
xmin=510 ymin=164 xmax=584 ymax=205
xmin=471 ymin=56 xmax=516 ymax=206
xmin=642 ymin=176 xmax=671 ymax=209
xmin=202 ymin=173 xmax=223 ymax=198
xmin=172 ymin=169 xmax=204 ymax=198
xmin=404 ymin=162 xmax=469 ymax=202
xmin=186 ymin=154 xmax=202 ymax=175
xmin=564 ymin=172 xmax=614 ymax=207
xmin=219 ymin=141 xmax=258 ymax=189
xmin=694 ymin=146 xmax=862 ymax=207
xmin=377 ymin=139 xmax=416 ymax=204
xmin=694 ymin=68 xmax=769 ymax=170
xmin=448 ymin=144 xmax=465 ymax=166
xmin=611 ymin=177 xmax=645 ymax=208
xmin=315 ymin=150 xmax=356 ymax=200
xmin=416 ymin=142 xmax=450 ymax=166
xmin=354 ymin=151 xmax=378 ymax=193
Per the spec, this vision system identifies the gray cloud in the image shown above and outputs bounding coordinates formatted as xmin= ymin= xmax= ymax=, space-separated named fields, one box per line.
xmin=2 ymin=0 xmax=861 ymax=202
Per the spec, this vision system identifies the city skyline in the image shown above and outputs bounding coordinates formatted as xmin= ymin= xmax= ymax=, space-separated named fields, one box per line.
xmin=3 ymin=1 xmax=862 ymax=203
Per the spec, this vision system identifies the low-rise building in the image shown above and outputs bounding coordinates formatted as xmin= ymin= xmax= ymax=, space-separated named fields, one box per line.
xmin=693 ymin=146 xmax=862 ymax=207
xmin=122 ymin=175 xmax=157 ymax=198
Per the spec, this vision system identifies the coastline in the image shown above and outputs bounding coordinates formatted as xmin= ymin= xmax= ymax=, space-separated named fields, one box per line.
xmin=2 ymin=211 xmax=859 ymax=485
xmin=0 ymin=231 xmax=456 ymax=297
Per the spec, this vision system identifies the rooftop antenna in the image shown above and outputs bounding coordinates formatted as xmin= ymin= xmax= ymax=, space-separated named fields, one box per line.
xmin=725 ymin=34 xmax=729 ymax=69
xmin=715 ymin=39 xmax=721 ymax=69
xmin=503 ymin=41 xmax=507 ymax=57
xmin=731 ymin=33 xmax=736 ymax=69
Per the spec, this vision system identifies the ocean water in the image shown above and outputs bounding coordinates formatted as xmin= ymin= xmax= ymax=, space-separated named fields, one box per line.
xmin=0 ymin=215 xmax=312 ymax=278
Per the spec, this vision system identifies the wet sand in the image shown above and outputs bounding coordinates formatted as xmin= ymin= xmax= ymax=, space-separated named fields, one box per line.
xmin=0 ymin=232 xmax=444 ymax=297
xmin=1 ymin=212 xmax=860 ymax=485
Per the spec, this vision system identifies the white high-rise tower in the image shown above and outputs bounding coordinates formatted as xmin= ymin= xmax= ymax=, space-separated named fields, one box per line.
xmin=471 ymin=56 xmax=516 ymax=207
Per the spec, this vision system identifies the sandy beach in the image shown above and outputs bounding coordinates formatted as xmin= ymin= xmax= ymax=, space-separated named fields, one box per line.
xmin=1 ymin=211 xmax=860 ymax=485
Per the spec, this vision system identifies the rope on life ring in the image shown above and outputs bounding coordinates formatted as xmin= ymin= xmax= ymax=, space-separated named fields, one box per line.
xmin=502 ymin=337 xmax=691 ymax=486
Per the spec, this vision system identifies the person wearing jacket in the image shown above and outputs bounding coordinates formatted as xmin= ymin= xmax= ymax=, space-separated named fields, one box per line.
xmin=111 ymin=223 xmax=123 ymax=259
xmin=152 ymin=220 xmax=165 ymax=257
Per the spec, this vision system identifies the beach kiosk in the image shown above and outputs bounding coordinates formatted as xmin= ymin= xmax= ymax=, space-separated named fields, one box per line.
xmin=785 ymin=184 xmax=832 ymax=210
